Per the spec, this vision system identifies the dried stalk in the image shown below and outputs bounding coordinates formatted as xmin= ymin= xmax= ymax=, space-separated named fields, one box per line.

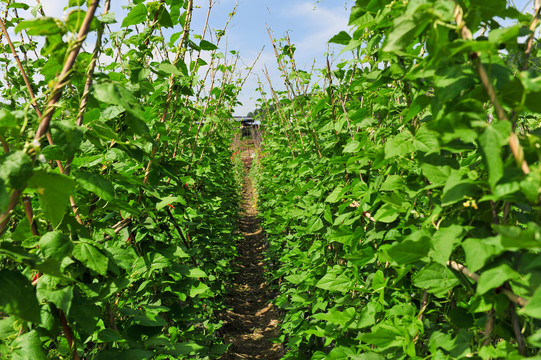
xmin=510 ymin=303 xmax=525 ymax=355
xmin=483 ymin=308 xmax=495 ymax=346
xmin=35 ymin=0 xmax=100 ymax=140
xmin=266 ymin=27 xmax=305 ymax=149
xmin=447 ymin=261 xmax=528 ymax=307
xmin=454 ymin=5 xmax=530 ymax=174
xmin=0 ymin=0 xmax=100 ymax=235
xmin=193 ymin=2 xmax=238 ymax=105
xmin=522 ymin=0 xmax=541 ymax=70
xmin=59 ymin=309 xmax=80 ymax=360
xmin=140 ymin=0 xmax=194 ymax=190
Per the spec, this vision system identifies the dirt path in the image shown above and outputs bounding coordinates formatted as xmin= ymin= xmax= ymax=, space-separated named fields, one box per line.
xmin=221 ymin=149 xmax=284 ymax=360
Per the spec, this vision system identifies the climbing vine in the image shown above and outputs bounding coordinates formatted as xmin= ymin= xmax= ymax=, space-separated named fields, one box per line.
xmin=0 ymin=0 xmax=245 ymax=358
xmin=255 ymin=0 xmax=541 ymax=358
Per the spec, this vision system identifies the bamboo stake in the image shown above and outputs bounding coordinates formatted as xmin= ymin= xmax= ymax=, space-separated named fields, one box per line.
xmin=522 ymin=0 xmax=541 ymax=70
xmin=454 ymin=5 xmax=530 ymax=175
xmin=140 ymin=0 xmax=194 ymax=191
xmin=447 ymin=261 xmax=528 ymax=307
xmin=0 ymin=0 xmax=100 ymax=235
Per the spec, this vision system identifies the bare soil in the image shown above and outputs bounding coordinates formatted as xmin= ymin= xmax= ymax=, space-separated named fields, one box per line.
xmin=220 ymin=148 xmax=284 ymax=360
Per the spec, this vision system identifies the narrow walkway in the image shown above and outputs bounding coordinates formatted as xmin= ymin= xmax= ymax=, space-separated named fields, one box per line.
xmin=221 ymin=149 xmax=284 ymax=360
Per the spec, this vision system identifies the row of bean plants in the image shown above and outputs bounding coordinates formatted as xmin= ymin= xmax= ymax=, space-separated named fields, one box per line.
xmin=255 ymin=0 xmax=541 ymax=358
xmin=0 ymin=0 xmax=244 ymax=358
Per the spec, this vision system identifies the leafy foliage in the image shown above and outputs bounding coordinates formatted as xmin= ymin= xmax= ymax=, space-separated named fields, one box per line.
xmin=254 ymin=0 xmax=541 ymax=358
xmin=0 ymin=0 xmax=244 ymax=358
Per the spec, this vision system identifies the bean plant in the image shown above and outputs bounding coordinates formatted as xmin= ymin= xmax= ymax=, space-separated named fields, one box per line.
xmin=0 ymin=0 xmax=245 ymax=358
xmin=255 ymin=0 xmax=541 ymax=358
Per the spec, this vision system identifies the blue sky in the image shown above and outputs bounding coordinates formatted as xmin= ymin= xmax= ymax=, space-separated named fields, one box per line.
xmin=11 ymin=0 xmax=538 ymax=115
xmin=23 ymin=0 xmax=354 ymax=115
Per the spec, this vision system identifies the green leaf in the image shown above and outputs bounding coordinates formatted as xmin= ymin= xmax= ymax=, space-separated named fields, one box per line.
xmin=315 ymin=272 xmax=351 ymax=293
xmin=421 ymin=163 xmax=453 ymax=185
xmin=494 ymin=222 xmax=541 ymax=250
xmin=477 ymin=263 xmax=520 ymax=295
xmin=0 ymin=180 xmax=8 ymax=213
xmin=462 ymin=236 xmax=504 ymax=272
xmin=383 ymin=10 xmax=430 ymax=53
xmin=329 ymin=31 xmax=352 ymax=45
xmin=0 ymin=150 xmax=33 ymax=190
xmin=380 ymin=175 xmax=404 ymax=191
xmin=488 ymin=24 xmax=522 ymax=44
xmin=343 ymin=140 xmax=361 ymax=153
xmin=387 ymin=230 xmax=431 ymax=264
xmin=170 ymin=342 xmax=205 ymax=355
xmin=98 ymin=328 xmax=124 ymax=342
xmin=414 ymin=125 xmax=440 ymax=154
xmin=434 ymin=66 xmax=476 ymax=102
xmin=76 ymin=172 xmax=114 ymax=202
xmin=158 ymin=62 xmax=183 ymax=76
xmin=384 ymin=130 xmax=415 ymax=158
xmin=156 ymin=196 xmax=183 ymax=210
xmin=134 ymin=312 xmax=167 ymax=327
xmin=0 ymin=109 xmax=17 ymax=131
xmin=199 ymin=40 xmax=218 ymax=51
xmin=373 ymin=204 xmax=399 ymax=223
xmin=0 ymin=270 xmax=40 ymax=323
xmin=14 ymin=17 xmax=63 ymax=35
xmin=8 ymin=2 xmax=30 ymax=10
xmin=520 ymin=286 xmax=541 ymax=319
xmin=412 ymin=262 xmax=459 ymax=297
xmin=0 ymin=317 xmax=17 ymax=339
xmin=352 ymin=354 xmax=385 ymax=360
xmin=188 ymin=268 xmax=207 ymax=278
xmin=27 ymin=170 xmax=75 ymax=228
xmin=10 ymin=330 xmax=45 ymax=360
xmin=352 ymin=302 xmax=378 ymax=329
xmin=478 ymin=122 xmax=510 ymax=188
xmin=430 ymin=225 xmax=463 ymax=265
xmin=73 ymin=242 xmax=109 ymax=276
xmin=442 ymin=180 xmax=480 ymax=207
xmin=189 ymin=281 xmax=211 ymax=297
xmin=100 ymin=12 xmax=117 ymax=24
xmin=122 ymin=3 xmax=147 ymax=27
xmin=360 ymin=323 xmax=402 ymax=348
xmin=36 ymin=280 xmax=74 ymax=315
xmin=158 ymin=8 xmax=173 ymax=28
xmin=307 ymin=217 xmax=323 ymax=233
xmin=325 ymin=185 xmax=346 ymax=203
xmin=39 ymin=231 xmax=73 ymax=261
xmin=93 ymin=82 xmax=145 ymax=120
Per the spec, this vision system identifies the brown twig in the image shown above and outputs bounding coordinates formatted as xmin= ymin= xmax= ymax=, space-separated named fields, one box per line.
xmin=59 ymin=309 xmax=80 ymax=360
xmin=522 ymin=0 xmax=541 ymax=70
xmin=62 ymin=0 xmax=111 ymax=222
xmin=266 ymin=27 xmax=305 ymax=149
xmin=0 ymin=0 xmax=11 ymax=44
xmin=447 ymin=261 xmax=528 ymax=306
xmin=35 ymin=0 xmax=100 ymax=140
xmin=140 ymin=0 xmax=194 ymax=191
xmin=0 ymin=135 xmax=9 ymax=153
xmin=262 ymin=65 xmax=298 ymax=157
xmin=0 ymin=0 xmax=100 ymax=235
xmin=74 ymin=0 xmax=111 ymax=129
xmin=0 ymin=17 xmax=41 ymax=117
xmin=22 ymin=196 xmax=39 ymax=236
xmin=483 ymin=307 xmax=495 ymax=346
xmin=165 ymin=207 xmax=197 ymax=267
xmin=510 ymin=303 xmax=525 ymax=354
xmin=454 ymin=5 xmax=530 ymax=175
